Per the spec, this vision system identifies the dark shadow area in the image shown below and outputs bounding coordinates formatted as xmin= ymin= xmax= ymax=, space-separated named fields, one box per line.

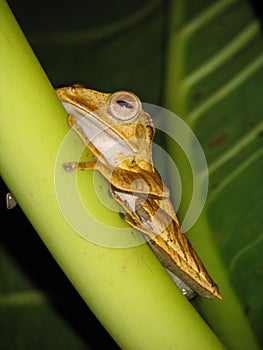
xmin=249 ymin=0 xmax=263 ymax=29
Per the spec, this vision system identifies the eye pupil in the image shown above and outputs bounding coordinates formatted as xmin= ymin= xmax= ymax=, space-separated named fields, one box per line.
xmin=108 ymin=91 xmax=142 ymax=123
xmin=116 ymin=100 xmax=133 ymax=109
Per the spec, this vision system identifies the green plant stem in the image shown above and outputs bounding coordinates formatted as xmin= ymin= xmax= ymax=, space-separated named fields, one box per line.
xmin=0 ymin=2 xmax=225 ymax=349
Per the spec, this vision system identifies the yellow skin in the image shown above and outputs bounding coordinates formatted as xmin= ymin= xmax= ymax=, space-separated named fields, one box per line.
xmin=56 ymin=84 xmax=221 ymax=300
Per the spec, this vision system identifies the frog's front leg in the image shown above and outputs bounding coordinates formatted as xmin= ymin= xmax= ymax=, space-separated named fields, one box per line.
xmin=63 ymin=156 xmax=114 ymax=186
xmin=63 ymin=161 xmax=97 ymax=172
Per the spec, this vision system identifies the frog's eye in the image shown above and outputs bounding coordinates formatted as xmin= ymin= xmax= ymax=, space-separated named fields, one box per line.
xmin=108 ymin=91 xmax=142 ymax=122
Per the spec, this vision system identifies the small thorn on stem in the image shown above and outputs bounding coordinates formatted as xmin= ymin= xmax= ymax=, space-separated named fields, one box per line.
xmin=6 ymin=193 xmax=17 ymax=209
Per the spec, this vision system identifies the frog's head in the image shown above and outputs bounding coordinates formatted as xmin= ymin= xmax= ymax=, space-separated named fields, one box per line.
xmin=56 ymin=84 xmax=155 ymax=168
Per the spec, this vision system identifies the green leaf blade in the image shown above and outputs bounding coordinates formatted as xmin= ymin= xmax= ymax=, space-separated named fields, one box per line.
xmin=164 ymin=0 xmax=263 ymax=348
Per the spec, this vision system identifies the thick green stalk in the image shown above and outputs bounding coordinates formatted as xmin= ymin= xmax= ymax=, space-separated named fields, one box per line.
xmin=0 ymin=1 xmax=226 ymax=349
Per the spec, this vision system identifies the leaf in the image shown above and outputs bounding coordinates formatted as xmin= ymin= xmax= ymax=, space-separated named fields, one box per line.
xmin=9 ymin=0 xmax=165 ymax=102
xmin=164 ymin=0 xmax=263 ymax=348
